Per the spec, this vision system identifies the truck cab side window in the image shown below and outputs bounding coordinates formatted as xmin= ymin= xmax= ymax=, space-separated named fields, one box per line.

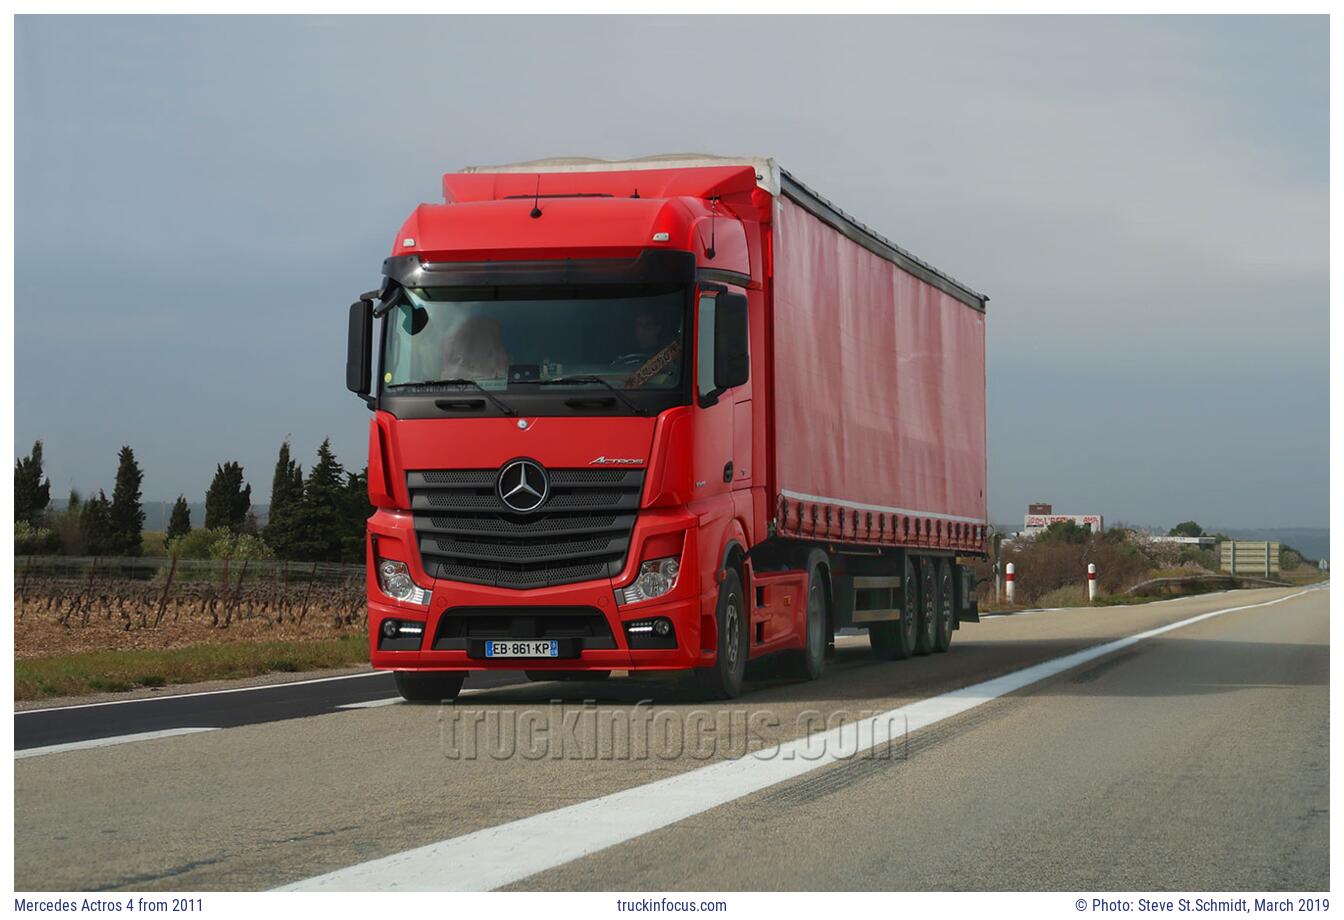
xmin=697 ymin=292 xmax=717 ymax=403
xmin=697 ymin=289 xmax=750 ymax=407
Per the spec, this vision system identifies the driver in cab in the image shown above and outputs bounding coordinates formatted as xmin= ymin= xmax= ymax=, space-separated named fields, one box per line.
xmin=621 ymin=309 xmax=681 ymax=388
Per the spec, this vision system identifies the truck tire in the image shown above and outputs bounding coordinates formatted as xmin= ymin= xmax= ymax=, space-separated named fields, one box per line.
xmin=869 ymin=554 xmax=919 ymax=660
xmin=394 ymin=670 xmax=466 ymax=702
xmin=933 ymin=558 xmax=955 ymax=653
xmin=915 ymin=556 xmax=938 ymax=655
xmin=525 ymin=670 xmax=612 ymax=682
xmin=784 ymin=556 xmax=828 ymax=681
xmin=694 ymin=567 xmax=748 ymax=699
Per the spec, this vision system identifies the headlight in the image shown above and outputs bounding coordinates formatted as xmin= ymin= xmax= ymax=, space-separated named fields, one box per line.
xmin=377 ymin=559 xmax=432 ymax=606
xmin=617 ymin=556 xmax=681 ymax=605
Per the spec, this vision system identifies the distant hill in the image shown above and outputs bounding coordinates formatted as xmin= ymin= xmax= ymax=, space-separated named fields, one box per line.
xmin=1211 ymin=528 xmax=1329 ymax=563
xmin=46 ymin=499 xmax=270 ymax=533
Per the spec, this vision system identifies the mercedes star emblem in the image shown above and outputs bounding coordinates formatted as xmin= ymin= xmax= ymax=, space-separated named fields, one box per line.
xmin=497 ymin=458 xmax=549 ymax=513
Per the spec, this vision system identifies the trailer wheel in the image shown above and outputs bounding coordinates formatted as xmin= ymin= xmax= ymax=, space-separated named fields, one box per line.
xmin=933 ymin=559 xmax=955 ymax=653
xmin=784 ymin=556 xmax=828 ymax=681
xmin=915 ymin=557 xmax=938 ymax=655
xmin=869 ymin=554 xmax=919 ymax=660
xmin=394 ymin=670 xmax=466 ymax=702
xmin=694 ymin=567 xmax=748 ymax=699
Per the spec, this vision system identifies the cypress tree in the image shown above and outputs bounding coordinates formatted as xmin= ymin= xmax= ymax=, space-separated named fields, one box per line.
xmin=14 ymin=440 xmax=51 ymax=525
xmin=290 ymin=439 xmax=346 ymax=562
xmin=108 ymin=446 xmax=145 ymax=557
xmin=166 ymin=495 xmax=192 ymax=542
xmin=341 ymin=467 xmax=373 ymax=563
xmin=263 ymin=440 xmax=305 ymax=559
xmin=204 ymin=462 xmax=251 ymax=533
xmin=80 ymin=491 xmax=114 ymax=556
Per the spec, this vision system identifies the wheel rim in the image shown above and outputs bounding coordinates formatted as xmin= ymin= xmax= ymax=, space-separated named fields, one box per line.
xmin=724 ymin=597 xmax=741 ymax=668
xmin=922 ymin=566 xmax=936 ymax=643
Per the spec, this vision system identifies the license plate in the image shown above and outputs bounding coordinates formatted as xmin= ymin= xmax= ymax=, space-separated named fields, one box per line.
xmin=484 ymin=639 xmax=559 ymax=658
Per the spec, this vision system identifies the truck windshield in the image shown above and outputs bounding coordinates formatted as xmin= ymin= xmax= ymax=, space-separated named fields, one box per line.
xmin=382 ymin=284 xmax=687 ymax=391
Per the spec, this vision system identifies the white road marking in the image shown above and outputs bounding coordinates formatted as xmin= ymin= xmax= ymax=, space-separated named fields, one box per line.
xmin=337 ymin=698 xmax=403 ymax=709
xmin=20 ymin=670 xmax=527 ymax=716
xmin=15 ymin=727 xmax=220 ymax=759
xmin=17 ymin=670 xmax=387 ymax=714
xmin=280 ymin=586 xmax=1319 ymax=892
xmin=337 ymin=687 xmax=490 ymax=709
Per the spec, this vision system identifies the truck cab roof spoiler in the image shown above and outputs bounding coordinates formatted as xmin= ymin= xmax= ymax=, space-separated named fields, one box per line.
xmin=460 ymin=155 xmax=988 ymax=311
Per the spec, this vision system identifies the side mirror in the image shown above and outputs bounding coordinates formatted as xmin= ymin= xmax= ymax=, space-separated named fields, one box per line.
xmin=714 ymin=292 xmax=750 ymax=390
xmin=346 ymin=298 xmax=373 ymax=401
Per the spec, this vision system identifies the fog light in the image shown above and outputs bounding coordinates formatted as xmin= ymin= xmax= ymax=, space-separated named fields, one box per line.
xmin=623 ymin=616 xmax=676 ymax=647
xmin=381 ymin=618 xmax=400 ymax=638
xmin=617 ymin=556 xmax=682 ymax=605
xmin=377 ymin=558 xmax=432 ymax=606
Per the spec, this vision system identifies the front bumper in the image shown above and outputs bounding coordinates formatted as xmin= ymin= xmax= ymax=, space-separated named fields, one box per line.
xmin=366 ymin=508 xmax=710 ymax=673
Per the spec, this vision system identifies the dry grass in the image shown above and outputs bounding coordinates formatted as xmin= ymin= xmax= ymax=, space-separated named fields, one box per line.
xmin=13 ymin=567 xmax=371 ymax=699
xmin=1034 ymin=584 xmax=1090 ymax=608
xmin=16 ymin=636 xmax=368 ymax=700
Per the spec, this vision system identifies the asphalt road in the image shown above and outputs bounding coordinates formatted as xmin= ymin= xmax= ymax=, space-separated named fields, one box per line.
xmin=14 ymin=669 xmax=528 ymax=752
xmin=13 ymin=584 xmax=1328 ymax=891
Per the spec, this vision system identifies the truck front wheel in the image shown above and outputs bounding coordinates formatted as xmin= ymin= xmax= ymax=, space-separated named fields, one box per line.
xmin=394 ymin=670 xmax=466 ymax=702
xmin=694 ymin=567 xmax=747 ymax=699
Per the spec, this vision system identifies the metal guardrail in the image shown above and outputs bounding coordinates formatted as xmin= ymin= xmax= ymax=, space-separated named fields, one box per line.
xmin=1125 ymin=574 xmax=1291 ymax=596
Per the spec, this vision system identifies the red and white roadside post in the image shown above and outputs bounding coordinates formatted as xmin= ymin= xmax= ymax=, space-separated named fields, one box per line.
xmin=1087 ymin=563 xmax=1098 ymax=602
xmin=1005 ymin=562 xmax=1016 ymax=604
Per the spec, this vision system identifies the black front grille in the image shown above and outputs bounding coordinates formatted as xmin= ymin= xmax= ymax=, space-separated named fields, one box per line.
xmin=408 ymin=467 xmax=644 ymax=589
xmin=432 ymin=605 xmax=616 ymax=650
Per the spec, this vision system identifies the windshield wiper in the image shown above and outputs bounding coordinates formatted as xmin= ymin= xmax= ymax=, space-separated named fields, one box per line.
xmin=388 ymin=378 xmax=518 ymax=417
xmin=534 ymin=376 xmax=648 ymax=416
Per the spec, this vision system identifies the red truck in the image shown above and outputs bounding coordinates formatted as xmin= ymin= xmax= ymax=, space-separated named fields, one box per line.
xmin=345 ymin=155 xmax=988 ymax=701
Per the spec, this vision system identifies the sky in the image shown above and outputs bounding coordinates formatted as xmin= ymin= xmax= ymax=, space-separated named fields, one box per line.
xmin=14 ymin=15 xmax=1329 ymax=530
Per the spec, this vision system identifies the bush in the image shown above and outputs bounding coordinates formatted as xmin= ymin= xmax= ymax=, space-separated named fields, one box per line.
xmin=1177 ymin=546 xmax=1219 ymax=572
xmin=15 ymin=520 xmax=60 ymax=555
xmin=168 ymin=527 xmax=274 ymax=562
xmin=210 ymin=533 xmax=275 ymax=562
xmin=167 ymin=527 xmax=232 ymax=560
xmin=995 ymin=532 xmax=1158 ymax=605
